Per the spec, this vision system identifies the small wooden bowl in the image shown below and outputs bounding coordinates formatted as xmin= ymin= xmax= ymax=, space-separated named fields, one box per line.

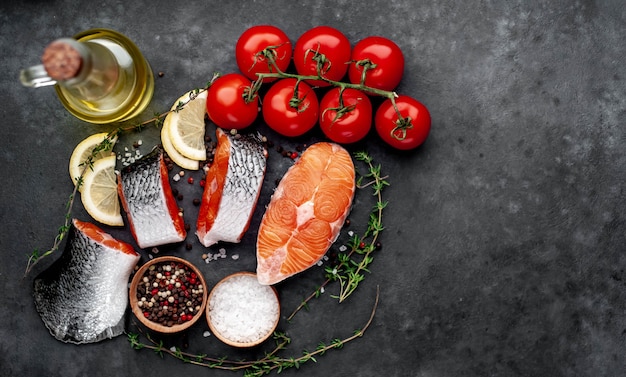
xmin=206 ymin=272 xmax=280 ymax=347
xmin=130 ymin=256 xmax=207 ymax=333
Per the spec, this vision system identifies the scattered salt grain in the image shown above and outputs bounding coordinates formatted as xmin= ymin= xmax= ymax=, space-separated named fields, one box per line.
xmin=172 ymin=173 xmax=181 ymax=182
xmin=347 ymin=230 xmax=354 ymax=237
xmin=203 ymin=331 xmax=211 ymax=337
xmin=208 ymin=274 xmax=279 ymax=345
xmin=339 ymin=245 xmax=348 ymax=252
xmin=231 ymin=254 xmax=239 ymax=260
xmin=169 ymin=346 xmax=177 ymax=352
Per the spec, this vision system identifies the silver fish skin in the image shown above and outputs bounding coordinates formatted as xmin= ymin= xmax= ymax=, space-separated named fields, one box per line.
xmin=33 ymin=219 xmax=140 ymax=344
xmin=196 ymin=128 xmax=268 ymax=247
xmin=118 ymin=147 xmax=186 ymax=249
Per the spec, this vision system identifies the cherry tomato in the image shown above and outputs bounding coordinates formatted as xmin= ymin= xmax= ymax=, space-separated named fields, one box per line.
xmin=375 ymin=95 xmax=431 ymax=150
xmin=319 ymin=88 xmax=372 ymax=144
xmin=235 ymin=25 xmax=292 ymax=83
xmin=348 ymin=36 xmax=404 ymax=91
xmin=262 ymin=78 xmax=319 ymax=137
xmin=206 ymin=73 xmax=258 ymax=130
xmin=293 ymin=26 xmax=351 ymax=87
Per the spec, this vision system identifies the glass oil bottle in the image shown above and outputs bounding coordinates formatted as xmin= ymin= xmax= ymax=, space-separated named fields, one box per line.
xmin=20 ymin=28 xmax=154 ymax=124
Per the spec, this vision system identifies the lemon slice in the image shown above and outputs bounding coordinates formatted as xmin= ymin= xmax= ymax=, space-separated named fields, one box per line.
xmin=69 ymin=132 xmax=118 ymax=191
xmin=161 ymin=116 xmax=200 ymax=170
xmin=81 ymin=155 xmax=123 ymax=226
xmin=165 ymin=90 xmax=208 ymax=161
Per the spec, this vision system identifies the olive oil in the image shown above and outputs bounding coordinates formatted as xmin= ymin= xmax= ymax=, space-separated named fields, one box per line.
xmin=21 ymin=28 xmax=154 ymax=124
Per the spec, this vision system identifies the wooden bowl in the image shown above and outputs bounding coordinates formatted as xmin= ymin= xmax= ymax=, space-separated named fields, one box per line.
xmin=206 ymin=272 xmax=280 ymax=347
xmin=129 ymin=256 xmax=207 ymax=333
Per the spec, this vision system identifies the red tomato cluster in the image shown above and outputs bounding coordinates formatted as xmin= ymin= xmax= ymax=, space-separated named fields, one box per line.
xmin=205 ymin=25 xmax=431 ymax=150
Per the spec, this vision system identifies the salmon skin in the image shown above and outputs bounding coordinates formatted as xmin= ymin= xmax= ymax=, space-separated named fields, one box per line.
xmin=118 ymin=147 xmax=186 ymax=249
xmin=196 ymin=128 xmax=268 ymax=247
xmin=33 ymin=219 xmax=140 ymax=344
xmin=256 ymin=142 xmax=355 ymax=285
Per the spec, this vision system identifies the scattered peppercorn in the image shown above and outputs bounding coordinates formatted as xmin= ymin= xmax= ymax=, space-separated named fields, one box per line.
xmin=185 ymin=243 xmax=193 ymax=250
xmin=192 ymin=198 xmax=201 ymax=206
xmin=187 ymin=177 xmax=194 ymax=184
xmin=158 ymin=71 xmax=165 ymax=77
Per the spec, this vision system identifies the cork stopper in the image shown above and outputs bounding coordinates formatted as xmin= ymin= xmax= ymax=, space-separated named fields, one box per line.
xmin=41 ymin=40 xmax=83 ymax=81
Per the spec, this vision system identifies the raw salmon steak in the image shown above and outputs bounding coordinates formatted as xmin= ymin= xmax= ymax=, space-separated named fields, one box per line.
xmin=256 ymin=142 xmax=355 ymax=285
xmin=117 ymin=147 xmax=186 ymax=249
xmin=33 ymin=219 xmax=140 ymax=344
xmin=196 ymin=128 xmax=268 ymax=247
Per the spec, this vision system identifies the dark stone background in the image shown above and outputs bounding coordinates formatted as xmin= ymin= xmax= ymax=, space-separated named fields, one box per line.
xmin=1 ymin=1 xmax=624 ymax=376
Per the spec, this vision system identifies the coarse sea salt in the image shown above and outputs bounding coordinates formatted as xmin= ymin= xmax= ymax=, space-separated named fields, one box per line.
xmin=208 ymin=274 xmax=279 ymax=345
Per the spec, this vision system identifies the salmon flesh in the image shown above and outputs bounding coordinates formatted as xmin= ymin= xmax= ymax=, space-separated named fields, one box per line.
xmin=196 ymin=128 xmax=268 ymax=247
xmin=117 ymin=147 xmax=186 ymax=249
xmin=256 ymin=142 xmax=355 ymax=285
xmin=33 ymin=219 xmax=140 ymax=344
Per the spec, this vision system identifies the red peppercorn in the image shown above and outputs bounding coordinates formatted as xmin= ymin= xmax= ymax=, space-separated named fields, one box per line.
xmin=187 ymin=177 xmax=194 ymax=184
xmin=290 ymin=152 xmax=298 ymax=159
xmin=189 ymin=278 xmax=197 ymax=285
xmin=359 ymin=241 xmax=366 ymax=248
xmin=151 ymin=288 xmax=159 ymax=296
xmin=200 ymin=179 xmax=205 ymax=187
xmin=143 ymin=311 xmax=150 ymax=318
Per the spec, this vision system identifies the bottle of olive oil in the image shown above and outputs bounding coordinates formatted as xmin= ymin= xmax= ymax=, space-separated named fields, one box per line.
xmin=20 ymin=28 xmax=154 ymax=124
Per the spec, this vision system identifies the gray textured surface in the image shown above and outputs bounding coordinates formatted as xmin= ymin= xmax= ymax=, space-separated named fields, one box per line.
xmin=1 ymin=1 xmax=625 ymax=376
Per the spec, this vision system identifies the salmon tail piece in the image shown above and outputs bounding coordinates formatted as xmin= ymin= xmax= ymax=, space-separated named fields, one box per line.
xmin=256 ymin=142 xmax=355 ymax=285
xmin=33 ymin=219 xmax=140 ymax=344
xmin=196 ymin=128 xmax=268 ymax=247
xmin=117 ymin=147 xmax=186 ymax=249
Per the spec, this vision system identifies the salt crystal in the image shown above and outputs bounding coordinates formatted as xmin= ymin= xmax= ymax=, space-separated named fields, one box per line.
xmin=172 ymin=174 xmax=180 ymax=182
xmin=208 ymin=274 xmax=279 ymax=345
xmin=203 ymin=331 xmax=211 ymax=337
xmin=231 ymin=254 xmax=239 ymax=260
xmin=169 ymin=346 xmax=176 ymax=352
xmin=339 ymin=245 xmax=348 ymax=252
xmin=348 ymin=230 xmax=354 ymax=237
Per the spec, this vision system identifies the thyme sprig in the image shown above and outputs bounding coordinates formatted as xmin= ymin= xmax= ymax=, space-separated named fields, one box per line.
xmin=127 ymin=286 xmax=379 ymax=376
xmin=287 ymin=151 xmax=388 ymax=320
xmin=23 ymin=78 xmax=218 ymax=277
